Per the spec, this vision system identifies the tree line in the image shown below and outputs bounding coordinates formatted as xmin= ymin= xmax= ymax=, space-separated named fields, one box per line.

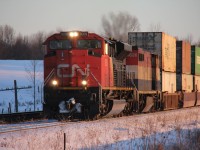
xmin=0 ymin=25 xmax=47 ymax=60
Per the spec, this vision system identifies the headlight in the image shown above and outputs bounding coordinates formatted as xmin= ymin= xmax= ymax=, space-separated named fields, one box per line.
xmin=69 ymin=32 xmax=78 ymax=37
xmin=81 ymin=80 xmax=87 ymax=86
xmin=52 ymin=80 xmax=58 ymax=86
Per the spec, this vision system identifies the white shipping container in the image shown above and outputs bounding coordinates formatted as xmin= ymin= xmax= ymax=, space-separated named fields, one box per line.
xmin=194 ymin=75 xmax=200 ymax=91
xmin=182 ymin=74 xmax=193 ymax=92
xmin=162 ymin=71 xmax=176 ymax=93
xmin=177 ymin=74 xmax=193 ymax=92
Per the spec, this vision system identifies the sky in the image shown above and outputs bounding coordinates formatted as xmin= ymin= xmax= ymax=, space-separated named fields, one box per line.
xmin=0 ymin=0 xmax=200 ymax=43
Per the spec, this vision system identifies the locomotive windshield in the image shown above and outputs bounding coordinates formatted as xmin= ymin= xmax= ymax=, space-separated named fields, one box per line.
xmin=77 ymin=40 xmax=101 ymax=49
xmin=49 ymin=40 xmax=72 ymax=50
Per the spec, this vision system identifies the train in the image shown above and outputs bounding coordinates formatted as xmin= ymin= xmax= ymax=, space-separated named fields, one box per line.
xmin=42 ymin=31 xmax=200 ymax=120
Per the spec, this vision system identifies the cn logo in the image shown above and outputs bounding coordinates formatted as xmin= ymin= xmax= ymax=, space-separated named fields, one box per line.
xmin=57 ymin=64 xmax=90 ymax=78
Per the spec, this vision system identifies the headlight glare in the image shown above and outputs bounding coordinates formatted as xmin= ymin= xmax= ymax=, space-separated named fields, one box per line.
xmin=52 ymin=80 xmax=58 ymax=86
xmin=81 ymin=80 xmax=87 ymax=86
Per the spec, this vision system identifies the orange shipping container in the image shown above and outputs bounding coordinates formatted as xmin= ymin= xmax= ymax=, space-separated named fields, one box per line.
xmin=176 ymin=41 xmax=191 ymax=74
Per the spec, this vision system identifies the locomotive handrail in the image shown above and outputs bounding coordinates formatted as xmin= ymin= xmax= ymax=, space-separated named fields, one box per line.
xmin=44 ymin=68 xmax=55 ymax=86
xmin=130 ymin=79 xmax=138 ymax=92
xmin=89 ymin=71 xmax=103 ymax=106
xmin=89 ymin=71 xmax=102 ymax=88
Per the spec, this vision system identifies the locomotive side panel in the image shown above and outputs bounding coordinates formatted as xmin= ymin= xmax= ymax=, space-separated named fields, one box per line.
xmin=101 ymin=55 xmax=114 ymax=87
xmin=126 ymin=47 xmax=152 ymax=91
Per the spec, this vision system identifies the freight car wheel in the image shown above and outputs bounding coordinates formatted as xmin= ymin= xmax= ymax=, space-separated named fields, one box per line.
xmin=134 ymin=100 xmax=145 ymax=113
xmin=123 ymin=101 xmax=134 ymax=115
xmin=91 ymin=114 xmax=101 ymax=120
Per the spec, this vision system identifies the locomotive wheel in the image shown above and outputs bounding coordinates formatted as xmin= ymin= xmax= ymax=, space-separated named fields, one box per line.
xmin=123 ymin=101 xmax=134 ymax=115
xmin=100 ymin=102 xmax=110 ymax=116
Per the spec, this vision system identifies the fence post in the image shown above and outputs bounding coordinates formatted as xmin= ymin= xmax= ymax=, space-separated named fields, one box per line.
xmin=9 ymin=102 xmax=11 ymax=114
xmin=64 ymin=133 xmax=66 ymax=150
xmin=14 ymin=80 xmax=18 ymax=113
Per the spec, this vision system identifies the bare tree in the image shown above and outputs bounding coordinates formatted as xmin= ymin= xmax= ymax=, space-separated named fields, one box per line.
xmin=0 ymin=25 xmax=3 ymax=43
xmin=0 ymin=25 xmax=15 ymax=59
xmin=101 ymin=11 xmax=140 ymax=42
xmin=2 ymin=25 xmax=15 ymax=46
xmin=25 ymin=60 xmax=41 ymax=111
xmin=149 ymin=23 xmax=162 ymax=32
xmin=29 ymin=31 xmax=46 ymax=59
xmin=13 ymin=34 xmax=31 ymax=59
xmin=0 ymin=26 xmax=5 ymax=58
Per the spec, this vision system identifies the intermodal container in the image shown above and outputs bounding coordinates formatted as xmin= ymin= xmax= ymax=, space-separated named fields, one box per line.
xmin=191 ymin=46 xmax=200 ymax=75
xmin=126 ymin=47 xmax=152 ymax=91
xmin=162 ymin=93 xmax=179 ymax=110
xmin=183 ymin=92 xmax=196 ymax=107
xmin=176 ymin=74 xmax=193 ymax=92
xmin=161 ymin=71 xmax=176 ymax=93
xmin=128 ymin=32 xmax=176 ymax=72
xmin=176 ymin=41 xmax=191 ymax=74
xmin=196 ymin=92 xmax=200 ymax=106
xmin=194 ymin=75 xmax=200 ymax=91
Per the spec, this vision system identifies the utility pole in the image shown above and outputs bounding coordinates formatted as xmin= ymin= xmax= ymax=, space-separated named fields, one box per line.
xmin=0 ymin=80 xmax=32 ymax=113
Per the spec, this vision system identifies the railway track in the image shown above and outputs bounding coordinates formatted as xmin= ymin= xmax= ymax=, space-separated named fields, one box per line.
xmin=0 ymin=119 xmax=73 ymax=134
xmin=0 ymin=106 xmax=199 ymax=134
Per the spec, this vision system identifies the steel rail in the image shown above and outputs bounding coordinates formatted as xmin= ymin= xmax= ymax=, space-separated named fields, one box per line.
xmin=0 ymin=120 xmax=78 ymax=134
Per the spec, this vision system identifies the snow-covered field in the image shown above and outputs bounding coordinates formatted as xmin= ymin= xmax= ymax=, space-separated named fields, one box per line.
xmin=0 ymin=107 xmax=200 ymax=150
xmin=0 ymin=60 xmax=43 ymax=114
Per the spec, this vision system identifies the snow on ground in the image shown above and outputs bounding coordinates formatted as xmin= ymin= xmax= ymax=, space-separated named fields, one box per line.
xmin=0 ymin=60 xmax=43 ymax=114
xmin=0 ymin=107 xmax=200 ymax=150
